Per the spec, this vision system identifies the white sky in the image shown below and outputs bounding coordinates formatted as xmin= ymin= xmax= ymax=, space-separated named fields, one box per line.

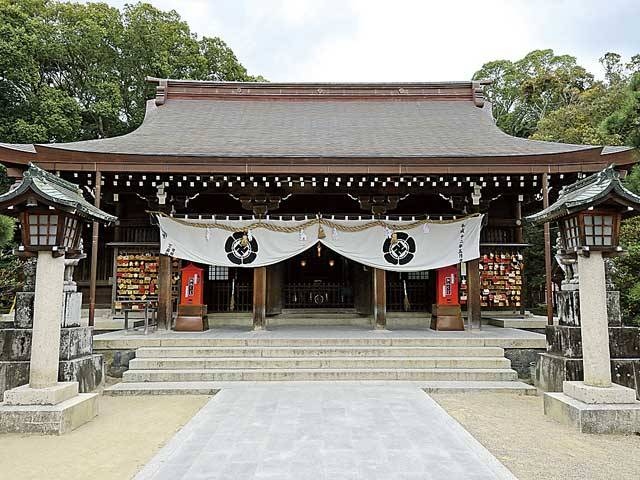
xmin=98 ymin=0 xmax=640 ymax=81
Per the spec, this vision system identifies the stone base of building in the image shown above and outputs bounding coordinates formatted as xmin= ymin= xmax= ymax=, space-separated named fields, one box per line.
xmin=544 ymin=390 xmax=640 ymax=434
xmin=0 ymin=392 xmax=98 ymax=435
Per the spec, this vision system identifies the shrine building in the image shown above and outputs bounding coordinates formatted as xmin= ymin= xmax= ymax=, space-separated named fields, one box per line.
xmin=0 ymin=79 xmax=636 ymax=331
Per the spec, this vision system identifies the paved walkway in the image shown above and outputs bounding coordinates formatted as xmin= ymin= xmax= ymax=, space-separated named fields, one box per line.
xmin=136 ymin=384 xmax=516 ymax=480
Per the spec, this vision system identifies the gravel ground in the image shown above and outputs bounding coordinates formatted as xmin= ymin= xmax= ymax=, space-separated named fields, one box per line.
xmin=0 ymin=394 xmax=210 ymax=480
xmin=432 ymin=392 xmax=640 ymax=480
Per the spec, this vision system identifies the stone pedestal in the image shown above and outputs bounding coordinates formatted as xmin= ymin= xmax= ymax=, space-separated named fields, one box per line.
xmin=542 ymin=252 xmax=640 ymax=433
xmin=0 ymin=392 xmax=99 ymax=435
xmin=0 ymin=252 xmax=99 ymax=434
xmin=1 ymin=255 xmax=104 ymax=398
xmin=536 ymin=287 xmax=639 ymax=397
xmin=544 ymin=389 xmax=640 ymax=434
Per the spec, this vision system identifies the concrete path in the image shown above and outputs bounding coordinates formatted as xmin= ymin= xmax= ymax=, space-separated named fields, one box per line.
xmin=135 ymin=384 xmax=516 ymax=480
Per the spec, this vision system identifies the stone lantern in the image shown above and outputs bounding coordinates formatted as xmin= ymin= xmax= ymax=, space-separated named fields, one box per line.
xmin=527 ymin=165 xmax=640 ymax=433
xmin=0 ymin=164 xmax=116 ymax=434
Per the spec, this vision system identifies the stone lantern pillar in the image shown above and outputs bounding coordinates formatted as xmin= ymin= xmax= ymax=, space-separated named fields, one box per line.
xmin=526 ymin=166 xmax=640 ymax=434
xmin=0 ymin=164 xmax=116 ymax=434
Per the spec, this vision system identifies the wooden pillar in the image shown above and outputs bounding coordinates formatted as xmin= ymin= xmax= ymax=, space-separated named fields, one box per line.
xmin=542 ymin=173 xmax=554 ymax=325
xmin=253 ymin=266 xmax=267 ymax=330
xmin=373 ymin=267 xmax=387 ymax=329
xmin=157 ymin=254 xmax=172 ymax=330
xmin=466 ymin=258 xmax=481 ymax=329
xmin=88 ymin=170 xmax=101 ymax=327
xmin=515 ymin=196 xmax=524 ymax=244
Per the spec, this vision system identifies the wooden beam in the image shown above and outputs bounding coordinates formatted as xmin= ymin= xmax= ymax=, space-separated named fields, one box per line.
xmin=157 ymin=254 xmax=173 ymax=330
xmin=373 ymin=268 xmax=387 ymax=329
xmin=466 ymin=258 xmax=481 ymax=329
xmin=88 ymin=170 xmax=101 ymax=327
xmin=253 ymin=266 xmax=267 ymax=330
xmin=542 ymin=173 xmax=554 ymax=325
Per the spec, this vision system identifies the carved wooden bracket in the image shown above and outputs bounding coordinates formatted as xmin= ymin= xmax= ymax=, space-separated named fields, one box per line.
xmin=357 ymin=195 xmax=400 ymax=215
xmin=239 ymin=195 xmax=282 ymax=215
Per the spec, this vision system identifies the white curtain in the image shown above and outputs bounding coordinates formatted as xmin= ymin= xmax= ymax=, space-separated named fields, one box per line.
xmin=156 ymin=214 xmax=484 ymax=272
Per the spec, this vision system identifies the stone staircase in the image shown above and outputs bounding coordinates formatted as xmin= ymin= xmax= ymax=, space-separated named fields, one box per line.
xmin=105 ymin=336 xmax=533 ymax=394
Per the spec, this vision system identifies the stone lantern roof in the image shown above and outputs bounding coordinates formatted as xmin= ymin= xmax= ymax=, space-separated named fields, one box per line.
xmin=526 ymin=165 xmax=640 ymax=225
xmin=0 ymin=163 xmax=116 ymax=224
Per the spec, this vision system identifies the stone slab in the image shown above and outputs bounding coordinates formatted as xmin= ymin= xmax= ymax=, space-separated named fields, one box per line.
xmin=0 ymin=392 xmax=98 ymax=435
xmin=62 ymin=291 xmax=83 ymax=328
xmin=545 ymin=325 xmax=640 ymax=359
xmin=1 ymin=354 xmax=104 ymax=398
xmin=94 ymin=325 xmax=547 ymax=350
xmin=14 ymin=292 xmax=34 ymax=328
xmin=563 ymin=380 xmax=638 ymax=404
xmin=0 ymin=361 xmax=29 ymax=397
xmin=59 ymin=327 xmax=93 ymax=360
xmin=544 ymin=391 xmax=640 ymax=434
xmin=135 ymin=384 xmax=516 ymax=479
xmin=3 ymin=382 xmax=78 ymax=405
xmin=0 ymin=328 xmax=32 ymax=361
xmin=0 ymin=326 xmax=95 ymax=362
xmin=488 ymin=317 xmax=548 ymax=329
xmin=104 ymin=380 xmax=536 ymax=396
xmin=58 ymin=354 xmax=104 ymax=392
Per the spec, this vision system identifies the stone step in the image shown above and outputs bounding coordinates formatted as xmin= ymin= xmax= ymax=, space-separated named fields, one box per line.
xmin=128 ymin=356 xmax=511 ymax=370
xmin=122 ymin=368 xmax=519 ymax=382
xmin=134 ymin=345 xmax=506 ymax=358
xmin=96 ymin=336 xmax=528 ymax=349
xmin=103 ymin=380 xmax=537 ymax=396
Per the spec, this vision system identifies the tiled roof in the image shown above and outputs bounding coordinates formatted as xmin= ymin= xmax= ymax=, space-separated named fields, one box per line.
xmin=42 ymin=98 xmax=597 ymax=158
xmin=0 ymin=143 xmax=36 ymax=153
xmin=0 ymin=163 xmax=117 ymax=224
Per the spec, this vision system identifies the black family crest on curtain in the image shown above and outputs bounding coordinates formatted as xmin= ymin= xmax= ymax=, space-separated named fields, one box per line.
xmin=382 ymin=232 xmax=416 ymax=266
xmin=225 ymin=232 xmax=258 ymax=265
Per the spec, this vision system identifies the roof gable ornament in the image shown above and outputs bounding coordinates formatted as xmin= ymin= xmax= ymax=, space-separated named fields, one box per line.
xmin=472 ymin=79 xmax=491 ymax=108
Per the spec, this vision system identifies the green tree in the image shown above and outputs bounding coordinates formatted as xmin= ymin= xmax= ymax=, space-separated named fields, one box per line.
xmin=473 ymin=49 xmax=594 ymax=138
xmin=602 ymin=73 xmax=640 ymax=148
xmin=532 ymin=84 xmax=627 ymax=145
xmin=0 ymin=0 xmax=263 ymax=143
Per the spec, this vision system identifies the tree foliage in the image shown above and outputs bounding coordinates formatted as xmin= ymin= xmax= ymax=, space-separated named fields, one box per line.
xmin=0 ymin=0 xmax=263 ymax=143
xmin=473 ymin=49 xmax=594 ymax=138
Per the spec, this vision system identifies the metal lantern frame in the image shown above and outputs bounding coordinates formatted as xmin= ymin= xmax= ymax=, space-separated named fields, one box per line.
xmin=559 ymin=208 xmax=621 ymax=252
